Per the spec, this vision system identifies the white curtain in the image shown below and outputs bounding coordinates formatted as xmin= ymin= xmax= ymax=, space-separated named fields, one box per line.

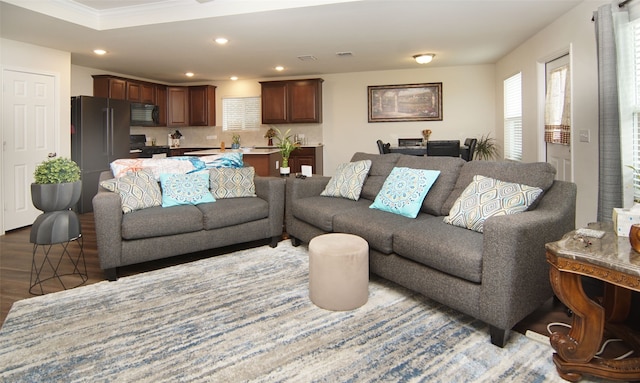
xmin=544 ymin=65 xmax=571 ymax=145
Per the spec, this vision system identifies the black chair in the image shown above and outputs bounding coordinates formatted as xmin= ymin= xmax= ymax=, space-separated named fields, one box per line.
xmin=426 ymin=140 xmax=460 ymax=157
xmin=376 ymin=139 xmax=391 ymax=154
xmin=460 ymin=138 xmax=477 ymax=161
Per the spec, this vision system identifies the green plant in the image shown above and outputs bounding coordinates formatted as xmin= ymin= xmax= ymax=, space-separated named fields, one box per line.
xmin=232 ymin=134 xmax=241 ymax=145
xmin=474 ymin=134 xmax=500 ymax=161
xmin=34 ymin=157 xmax=81 ymax=184
xmin=274 ymin=128 xmax=300 ymax=168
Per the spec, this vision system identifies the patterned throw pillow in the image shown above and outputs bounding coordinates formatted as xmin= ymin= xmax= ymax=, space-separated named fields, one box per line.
xmin=159 ymin=172 xmax=216 ymax=207
xmin=100 ymin=169 xmax=162 ymax=214
xmin=443 ymin=175 xmax=543 ymax=233
xmin=320 ymin=160 xmax=372 ymax=201
xmin=369 ymin=167 xmax=441 ymax=218
xmin=209 ymin=167 xmax=256 ymax=199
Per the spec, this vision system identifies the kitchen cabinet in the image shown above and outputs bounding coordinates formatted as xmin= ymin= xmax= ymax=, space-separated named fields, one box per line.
xmin=127 ymin=81 xmax=155 ymax=104
xmin=167 ymin=86 xmax=189 ymax=126
xmin=260 ymin=78 xmax=323 ymax=124
xmin=156 ymin=85 xmax=167 ymax=126
xmin=93 ymin=75 xmax=126 ymax=100
xmin=288 ymin=146 xmax=323 ymax=175
xmin=189 ymin=85 xmax=216 ymax=126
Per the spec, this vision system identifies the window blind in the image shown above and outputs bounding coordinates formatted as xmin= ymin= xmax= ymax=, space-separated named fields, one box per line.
xmin=504 ymin=72 xmax=522 ymax=161
xmin=222 ymin=96 xmax=260 ymax=131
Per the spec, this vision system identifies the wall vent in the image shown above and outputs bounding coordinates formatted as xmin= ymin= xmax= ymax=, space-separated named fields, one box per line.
xmin=336 ymin=52 xmax=353 ymax=57
xmin=297 ymin=55 xmax=317 ymax=61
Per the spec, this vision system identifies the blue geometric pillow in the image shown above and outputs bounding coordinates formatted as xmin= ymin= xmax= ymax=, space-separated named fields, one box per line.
xmin=159 ymin=172 xmax=216 ymax=207
xmin=369 ymin=167 xmax=441 ymax=218
xmin=443 ymin=175 xmax=543 ymax=232
xmin=320 ymin=160 xmax=372 ymax=201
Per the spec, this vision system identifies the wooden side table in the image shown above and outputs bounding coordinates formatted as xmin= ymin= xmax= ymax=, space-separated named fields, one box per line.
xmin=545 ymin=222 xmax=640 ymax=381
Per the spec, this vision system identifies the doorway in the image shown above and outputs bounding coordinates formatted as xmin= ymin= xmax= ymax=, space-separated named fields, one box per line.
xmin=545 ymin=54 xmax=572 ymax=182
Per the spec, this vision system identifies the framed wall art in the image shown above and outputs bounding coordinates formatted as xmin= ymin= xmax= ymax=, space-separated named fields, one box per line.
xmin=368 ymin=82 xmax=442 ymax=122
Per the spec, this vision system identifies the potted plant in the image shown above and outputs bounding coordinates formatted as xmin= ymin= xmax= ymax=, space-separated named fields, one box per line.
xmin=274 ymin=128 xmax=300 ymax=176
xmin=264 ymin=128 xmax=276 ymax=146
xmin=31 ymin=156 xmax=82 ymax=212
xmin=474 ymin=134 xmax=500 ymax=161
xmin=231 ymin=134 xmax=241 ymax=149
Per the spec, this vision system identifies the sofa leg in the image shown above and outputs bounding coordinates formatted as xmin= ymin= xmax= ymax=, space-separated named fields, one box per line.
xmin=104 ymin=268 xmax=118 ymax=282
xmin=269 ymin=236 xmax=280 ymax=248
xmin=490 ymin=326 xmax=509 ymax=347
xmin=290 ymin=236 xmax=301 ymax=247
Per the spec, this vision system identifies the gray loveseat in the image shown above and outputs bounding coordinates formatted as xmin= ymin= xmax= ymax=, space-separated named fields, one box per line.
xmin=285 ymin=152 xmax=576 ymax=347
xmin=93 ymin=170 xmax=285 ymax=281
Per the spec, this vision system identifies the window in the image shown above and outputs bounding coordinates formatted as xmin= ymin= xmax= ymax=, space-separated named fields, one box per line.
xmin=222 ymin=96 xmax=260 ymax=131
xmin=504 ymin=72 xmax=522 ymax=161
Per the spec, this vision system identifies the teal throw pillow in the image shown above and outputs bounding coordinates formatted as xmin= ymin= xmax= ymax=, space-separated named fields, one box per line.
xmin=320 ymin=160 xmax=372 ymax=201
xmin=443 ymin=175 xmax=543 ymax=232
xmin=159 ymin=172 xmax=216 ymax=207
xmin=100 ymin=168 xmax=162 ymax=214
xmin=209 ymin=167 xmax=256 ymax=199
xmin=369 ymin=167 xmax=441 ymax=218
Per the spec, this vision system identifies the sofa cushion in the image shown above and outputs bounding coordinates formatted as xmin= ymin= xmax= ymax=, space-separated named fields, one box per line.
xmin=395 ymin=156 xmax=465 ymax=216
xmin=320 ymin=160 xmax=372 ymax=200
xmin=121 ymin=205 xmax=204 ymax=240
xmin=393 ymin=216 xmax=484 ymax=283
xmin=350 ymin=152 xmax=402 ymax=201
xmin=291 ymin=196 xmax=369 ymax=232
xmin=209 ymin=166 xmax=256 ymax=199
xmin=442 ymin=161 xmax=556 ymax=215
xmin=99 ymin=169 xmax=162 ymax=214
xmin=160 ymin=172 xmax=216 ymax=207
xmin=369 ymin=167 xmax=440 ymax=218
xmin=333 ymin=207 xmax=417 ymax=254
xmin=443 ymin=175 xmax=543 ymax=233
xmin=197 ymin=197 xmax=269 ymax=230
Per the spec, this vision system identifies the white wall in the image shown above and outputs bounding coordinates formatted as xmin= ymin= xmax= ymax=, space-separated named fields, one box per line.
xmin=496 ymin=0 xmax=609 ymax=228
xmin=0 ymin=38 xmax=71 ymax=234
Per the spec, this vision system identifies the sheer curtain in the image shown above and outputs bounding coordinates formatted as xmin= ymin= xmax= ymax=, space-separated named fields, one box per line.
xmin=544 ymin=65 xmax=571 ymax=145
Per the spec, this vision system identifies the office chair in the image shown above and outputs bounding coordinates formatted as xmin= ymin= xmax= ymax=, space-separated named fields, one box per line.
xmin=376 ymin=139 xmax=391 ymax=154
xmin=426 ymin=140 xmax=460 ymax=157
xmin=460 ymin=138 xmax=477 ymax=161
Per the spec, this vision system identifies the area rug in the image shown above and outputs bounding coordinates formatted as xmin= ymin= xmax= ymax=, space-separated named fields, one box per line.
xmin=0 ymin=241 xmax=603 ymax=382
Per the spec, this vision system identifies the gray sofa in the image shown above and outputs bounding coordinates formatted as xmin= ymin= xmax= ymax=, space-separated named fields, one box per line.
xmin=93 ymin=170 xmax=285 ymax=281
xmin=285 ymin=152 xmax=576 ymax=347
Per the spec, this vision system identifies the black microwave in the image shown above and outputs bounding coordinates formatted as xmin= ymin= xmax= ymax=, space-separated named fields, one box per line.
xmin=130 ymin=102 xmax=160 ymax=126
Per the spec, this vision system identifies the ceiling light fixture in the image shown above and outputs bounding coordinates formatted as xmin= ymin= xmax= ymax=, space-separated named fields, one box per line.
xmin=413 ymin=53 xmax=435 ymax=64
xmin=230 ymin=76 xmax=238 ymax=81
xmin=215 ymin=37 xmax=228 ymax=45
xmin=275 ymin=66 xmax=284 ymax=71
xmin=93 ymin=49 xmax=107 ymax=55
xmin=185 ymin=72 xmax=194 ymax=77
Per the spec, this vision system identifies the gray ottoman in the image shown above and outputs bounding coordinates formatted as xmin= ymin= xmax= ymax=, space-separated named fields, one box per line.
xmin=308 ymin=233 xmax=369 ymax=311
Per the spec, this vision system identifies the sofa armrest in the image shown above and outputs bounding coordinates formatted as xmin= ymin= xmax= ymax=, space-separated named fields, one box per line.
xmin=479 ymin=180 xmax=577 ymax=329
xmin=285 ymin=176 xmax=331 ymax=228
xmin=254 ymin=176 xmax=286 ymax=238
xmin=92 ymin=171 xmax=124 ymax=270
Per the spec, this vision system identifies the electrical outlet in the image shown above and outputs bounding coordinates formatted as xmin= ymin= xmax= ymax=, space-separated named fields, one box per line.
xmin=276 ymin=160 xmax=279 ymax=169
xmin=579 ymin=130 xmax=590 ymax=143
xmin=206 ymin=135 xmax=217 ymax=140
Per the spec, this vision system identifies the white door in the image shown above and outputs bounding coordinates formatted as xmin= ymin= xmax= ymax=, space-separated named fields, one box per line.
xmin=2 ymin=69 xmax=57 ymax=231
xmin=545 ymin=54 xmax=572 ymax=181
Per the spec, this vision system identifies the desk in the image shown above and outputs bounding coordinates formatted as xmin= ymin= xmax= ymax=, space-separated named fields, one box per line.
xmin=388 ymin=146 xmax=427 ymax=156
xmin=545 ymin=222 xmax=640 ymax=382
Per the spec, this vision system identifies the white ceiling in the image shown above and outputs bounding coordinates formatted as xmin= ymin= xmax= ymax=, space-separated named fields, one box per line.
xmin=0 ymin=0 xmax=583 ymax=84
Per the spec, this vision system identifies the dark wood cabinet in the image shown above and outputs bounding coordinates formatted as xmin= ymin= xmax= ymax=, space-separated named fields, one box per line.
xmin=93 ymin=75 xmax=126 ymax=100
xmin=189 ymin=85 xmax=216 ymax=126
xmin=156 ymin=85 xmax=167 ymax=126
xmin=288 ymin=146 xmax=323 ymax=175
xmin=167 ymin=87 xmax=189 ymax=126
xmin=260 ymin=78 xmax=323 ymax=124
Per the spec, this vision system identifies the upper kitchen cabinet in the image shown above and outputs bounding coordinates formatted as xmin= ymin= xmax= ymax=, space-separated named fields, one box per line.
xmin=127 ymin=81 xmax=155 ymax=104
xmin=93 ymin=75 xmax=126 ymax=100
xmin=168 ymin=87 xmax=189 ymax=126
xmin=260 ymin=78 xmax=323 ymax=124
xmin=189 ymin=85 xmax=216 ymax=126
xmin=156 ymin=85 xmax=168 ymax=126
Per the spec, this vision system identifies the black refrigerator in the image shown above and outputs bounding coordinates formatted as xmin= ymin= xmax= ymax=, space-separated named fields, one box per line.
xmin=71 ymin=96 xmax=130 ymax=213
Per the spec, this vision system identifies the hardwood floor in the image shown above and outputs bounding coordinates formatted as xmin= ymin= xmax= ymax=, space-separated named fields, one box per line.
xmin=1 ymin=213 xmax=570 ymax=342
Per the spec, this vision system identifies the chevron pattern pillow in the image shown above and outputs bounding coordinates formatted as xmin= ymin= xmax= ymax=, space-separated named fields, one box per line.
xmin=443 ymin=175 xmax=543 ymax=232
xmin=320 ymin=160 xmax=372 ymax=201
xmin=100 ymin=169 xmax=162 ymax=214
xmin=209 ymin=167 xmax=256 ymax=199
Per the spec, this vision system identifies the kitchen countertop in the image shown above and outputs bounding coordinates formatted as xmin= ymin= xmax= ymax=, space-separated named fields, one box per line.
xmin=185 ymin=148 xmax=281 ymax=156
xmin=172 ymin=144 xmax=323 ymax=150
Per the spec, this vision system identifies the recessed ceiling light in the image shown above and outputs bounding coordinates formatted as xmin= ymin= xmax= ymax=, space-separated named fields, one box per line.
xmin=185 ymin=72 xmax=194 ymax=77
xmin=230 ymin=76 xmax=238 ymax=81
xmin=215 ymin=37 xmax=228 ymax=45
xmin=275 ymin=66 xmax=284 ymax=71
xmin=93 ymin=49 xmax=107 ymax=55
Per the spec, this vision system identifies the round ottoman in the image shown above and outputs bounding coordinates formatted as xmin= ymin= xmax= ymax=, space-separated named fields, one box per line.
xmin=308 ymin=233 xmax=369 ymax=311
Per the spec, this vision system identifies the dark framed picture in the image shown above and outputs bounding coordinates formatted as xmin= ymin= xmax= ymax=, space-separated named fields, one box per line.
xmin=368 ymin=82 xmax=442 ymax=122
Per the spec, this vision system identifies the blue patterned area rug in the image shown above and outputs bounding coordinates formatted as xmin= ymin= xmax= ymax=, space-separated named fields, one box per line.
xmin=0 ymin=241 xmax=604 ymax=382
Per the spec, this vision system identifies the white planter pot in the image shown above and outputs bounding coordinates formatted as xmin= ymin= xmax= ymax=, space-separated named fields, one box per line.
xmin=280 ymin=167 xmax=291 ymax=176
